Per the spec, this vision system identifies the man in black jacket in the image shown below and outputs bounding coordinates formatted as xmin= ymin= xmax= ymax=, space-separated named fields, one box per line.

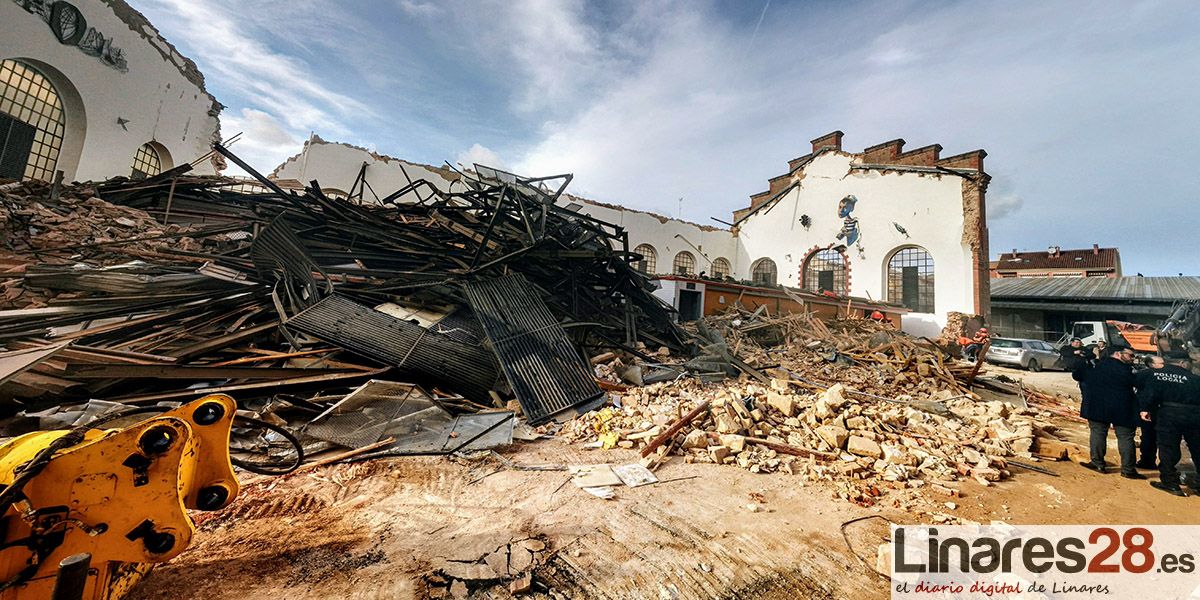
xmin=1074 ymin=346 xmax=1144 ymax=478
xmin=1134 ymin=355 xmax=1165 ymax=469
xmin=1138 ymin=353 xmax=1200 ymax=496
xmin=1059 ymin=338 xmax=1089 ymax=372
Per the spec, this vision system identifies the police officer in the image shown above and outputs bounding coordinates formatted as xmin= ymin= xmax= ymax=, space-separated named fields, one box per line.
xmin=1134 ymin=355 xmax=1165 ymax=469
xmin=1138 ymin=352 xmax=1200 ymax=496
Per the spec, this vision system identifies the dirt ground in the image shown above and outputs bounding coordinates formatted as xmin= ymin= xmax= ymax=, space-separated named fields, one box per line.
xmin=129 ymin=372 xmax=1200 ymax=600
xmin=984 ymin=363 xmax=1083 ymax=399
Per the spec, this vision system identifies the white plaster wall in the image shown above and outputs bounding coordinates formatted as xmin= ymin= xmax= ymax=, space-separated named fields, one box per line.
xmin=573 ymin=200 xmax=736 ymax=274
xmin=735 ymin=152 xmax=973 ymax=337
xmin=0 ymin=1 xmax=220 ymax=181
xmin=272 ymin=139 xmax=460 ymax=200
xmin=264 ymin=142 xmax=976 ymax=337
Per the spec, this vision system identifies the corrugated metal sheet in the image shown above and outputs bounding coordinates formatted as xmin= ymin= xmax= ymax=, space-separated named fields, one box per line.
xmin=286 ymin=295 xmax=499 ymax=403
xmin=990 ymin=276 xmax=1200 ymax=302
xmin=990 ymin=300 xmax=1175 ymax=317
xmin=464 ymin=274 xmax=603 ymax=425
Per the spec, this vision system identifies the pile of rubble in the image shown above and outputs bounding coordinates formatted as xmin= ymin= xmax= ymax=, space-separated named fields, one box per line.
xmin=566 ymin=378 xmax=1048 ymax=481
xmin=0 ymin=179 xmax=208 ymax=308
xmin=0 ymin=148 xmax=692 ymax=438
xmin=562 ymin=308 xmax=1082 ymax=510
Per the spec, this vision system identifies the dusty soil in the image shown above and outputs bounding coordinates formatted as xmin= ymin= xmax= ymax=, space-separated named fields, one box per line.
xmin=984 ymin=364 xmax=1083 ymax=399
xmin=129 ymin=392 xmax=1200 ymax=600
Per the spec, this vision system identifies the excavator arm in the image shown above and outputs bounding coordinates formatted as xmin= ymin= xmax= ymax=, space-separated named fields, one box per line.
xmin=1155 ymin=299 xmax=1200 ymax=359
xmin=0 ymin=396 xmax=240 ymax=600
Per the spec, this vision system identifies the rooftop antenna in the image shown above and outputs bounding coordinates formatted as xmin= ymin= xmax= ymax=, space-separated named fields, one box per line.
xmin=677 ymin=197 xmax=683 ymax=219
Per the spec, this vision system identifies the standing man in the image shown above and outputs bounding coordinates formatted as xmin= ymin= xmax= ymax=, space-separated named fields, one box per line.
xmin=1074 ymin=346 xmax=1144 ymax=478
xmin=1134 ymin=355 xmax=1165 ymax=469
xmin=1059 ymin=338 xmax=1088 ymax=371
xmin=1138 ymin=352 xmax=1200 ymax=496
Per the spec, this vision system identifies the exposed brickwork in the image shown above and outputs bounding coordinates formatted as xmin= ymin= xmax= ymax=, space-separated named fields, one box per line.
xmin=862 ymin=139 xmax=905 ymax=163
xmin=798 ymin=245 xmax=852 ymax=296
xmin=937 ymin=150 xmax=986 ymax=172
xmin=894 ymin=144 xmax=942 ymax=167
xmin=739 ymin=132 xmax=987 ymax=222
xmin=810 ymin=131 xmax=844 ymax=153
xmin=960 ymin=177 xmax=991 ymax=317
xmin=787 ymin=154 xmax=813 ymax=172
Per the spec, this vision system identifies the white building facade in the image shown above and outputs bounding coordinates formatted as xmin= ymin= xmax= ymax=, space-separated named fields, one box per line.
xmin=0 ymin=0 xmax=221 ymax=183
xmin=269 ymin=131 xmax=990 ymax=337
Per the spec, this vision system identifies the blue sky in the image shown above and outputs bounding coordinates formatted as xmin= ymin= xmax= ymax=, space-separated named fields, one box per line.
xmin=134 ymin=0 xmax=1199 ymax=276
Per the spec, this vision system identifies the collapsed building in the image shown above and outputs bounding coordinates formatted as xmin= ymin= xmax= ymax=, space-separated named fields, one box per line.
xmin=273 ymin=132 xmax=991 ymax=338
xmin=0 ymin=0 xmax=222 ymax=182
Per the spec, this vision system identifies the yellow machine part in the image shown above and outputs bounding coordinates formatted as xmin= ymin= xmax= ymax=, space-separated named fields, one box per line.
xmin=0 ymin=395 xmax=240 ymax=600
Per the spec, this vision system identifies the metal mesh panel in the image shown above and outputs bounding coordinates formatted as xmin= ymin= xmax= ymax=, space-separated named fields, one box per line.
xmin=286 ymin=295 xmax=500 ymax=404
xmin=0 ymin=60 xmax=64 ymax=182
xmin=464 ymin=274 xmax=603 ymax=425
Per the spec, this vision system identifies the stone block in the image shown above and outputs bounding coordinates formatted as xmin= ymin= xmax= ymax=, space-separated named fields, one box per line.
xmin=847 ymin=435 xmax=883 ymax=459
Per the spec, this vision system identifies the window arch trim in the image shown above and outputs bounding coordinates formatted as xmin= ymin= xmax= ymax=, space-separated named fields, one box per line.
xmin=800 ymin=246 xmax=851 ymax=295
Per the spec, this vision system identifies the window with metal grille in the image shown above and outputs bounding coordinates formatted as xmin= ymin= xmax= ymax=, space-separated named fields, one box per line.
xmin=0 ymin=60 xmax=64 ymax=182
xmin=886 ymin=246 xmax=934 ymax=313
xmin=673 ymin=251 xmax=695 ymax=275
xmin=751 ymin=258 xmax=777 ymax=286
xmin=130 ymin=143 xmax=162 ymax=179
xmin=802 ymin=249 xmax=847 ymax=294
xmin=711 ymin=257 xmax=731 ymax=279
xmin=633 ymin=244 xmax=657 ymax=274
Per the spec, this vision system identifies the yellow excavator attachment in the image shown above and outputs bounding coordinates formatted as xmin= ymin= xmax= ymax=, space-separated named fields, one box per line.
xmin=0 ymin=395 xmax=240 ymax=599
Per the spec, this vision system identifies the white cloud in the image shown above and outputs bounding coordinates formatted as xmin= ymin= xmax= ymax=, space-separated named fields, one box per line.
xmin=139 ymin=0 xmax=374 ymax=172
xmin=456 ymin=143 xmax=506 ymax=170
xmin=219 ymin=108 xmax=299 ymax=177
xmin=398 ymin=0 xmax=440 ymax=17
xmin=988 ymin=193 xmax=1023 ymax=220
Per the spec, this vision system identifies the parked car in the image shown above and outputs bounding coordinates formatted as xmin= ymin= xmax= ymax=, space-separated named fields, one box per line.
xmin=984 ymin=337 xmax=1062 ymax=372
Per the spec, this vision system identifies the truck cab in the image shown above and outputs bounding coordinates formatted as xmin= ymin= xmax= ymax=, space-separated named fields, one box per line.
xmin=1063 ymin=320 xmax=1155 ymax=354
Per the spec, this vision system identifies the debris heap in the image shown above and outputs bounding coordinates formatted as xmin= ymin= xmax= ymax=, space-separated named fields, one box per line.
xmin=0 ymin=149 xmax=686 ymax=433
xmin=563 ymin=308 xmax=1079 ymax=509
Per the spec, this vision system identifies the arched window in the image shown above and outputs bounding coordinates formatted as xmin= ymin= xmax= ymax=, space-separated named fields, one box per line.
xmin=711 ymin=257 xmax=731 ymax=279
xmin=886 ymin=246 xmax=935 ymax=313
xmin=633 ymin=244 xmax=657 ymax=274
xmin=751 ymin=258 xmax=777 ymax=286
xmin=802 ymin=248 xmax=848 ymax=294
xmin=673 ymin=251 xmax=695 ymax=276
xmin=0 ymin=60 xmax=65 ymax=182
xmin=130 ymin=143 xmax=163 ymax=179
